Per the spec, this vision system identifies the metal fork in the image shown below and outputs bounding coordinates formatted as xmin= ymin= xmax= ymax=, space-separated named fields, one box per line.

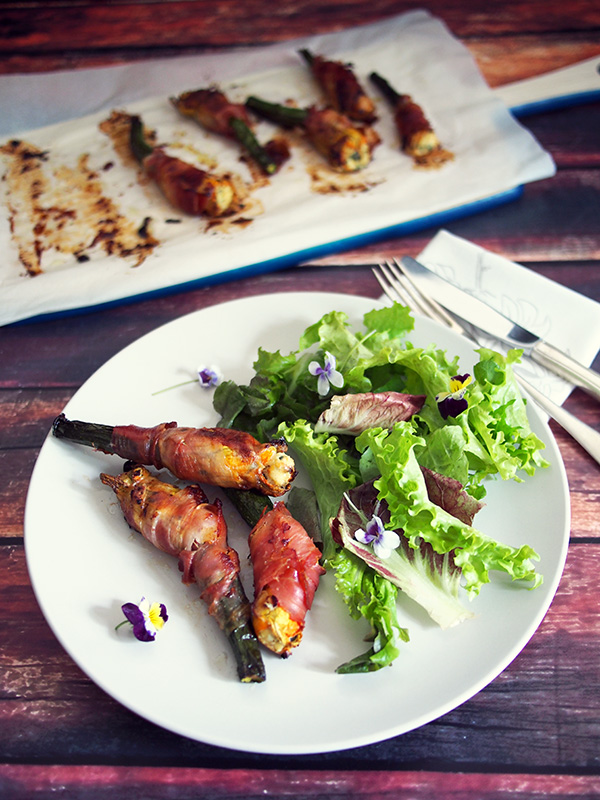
xmin=373 ymin=260 xmax=600 ymax=466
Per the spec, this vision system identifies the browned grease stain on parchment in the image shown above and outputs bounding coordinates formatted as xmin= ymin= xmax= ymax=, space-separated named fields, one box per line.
xmin=282 ymin=128 xmax=384 ymax=195
xmin=307 ymin=163 xmax=383 ymax=194
xmin=0 ymin=138 xmax=158 ymax=276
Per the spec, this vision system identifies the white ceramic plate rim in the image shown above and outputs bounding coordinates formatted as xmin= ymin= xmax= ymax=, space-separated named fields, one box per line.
xmin=24 ymin=291 xmax=570 ymax=754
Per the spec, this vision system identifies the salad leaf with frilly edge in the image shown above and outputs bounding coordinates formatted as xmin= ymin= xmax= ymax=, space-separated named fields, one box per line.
xmin=213 ymin=302 xmax=547 ymax=672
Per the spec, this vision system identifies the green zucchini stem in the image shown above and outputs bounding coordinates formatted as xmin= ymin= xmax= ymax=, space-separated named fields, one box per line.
xmin=246 ymin=96 xmax=308 ymax=129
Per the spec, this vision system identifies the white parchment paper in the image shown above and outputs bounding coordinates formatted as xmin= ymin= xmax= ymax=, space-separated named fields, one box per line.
xmin=0 ymin=10 xmax=555 ymax=326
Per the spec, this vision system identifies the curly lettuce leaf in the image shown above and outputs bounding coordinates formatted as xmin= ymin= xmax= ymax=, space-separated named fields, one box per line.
xmin=331 ymin=547 xmax=409 ymax=673
xmin=278 ymin=420 xmax=410 ymax=671
xmin=213 ymin=303 xmax=449 ymax=436
xmin=356 ymin=423 xmax=542 ymax=597
xmin=215 ymin=303 xmax=547 ymax=495
xmin=277 ymin=419 xmax=360 ymax=562
xmin=331 ymin=481 xmax=474 ymax=629
xmin=414 ymin=347 xmax=548 ymax=496
xmin=469 ymin=347 xmax=549 ymax=478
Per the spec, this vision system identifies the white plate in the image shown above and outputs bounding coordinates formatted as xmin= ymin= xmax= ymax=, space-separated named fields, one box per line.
xmin=24 ymin=292 xmax=570 ymax=754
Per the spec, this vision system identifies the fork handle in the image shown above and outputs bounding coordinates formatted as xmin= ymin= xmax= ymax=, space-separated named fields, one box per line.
xmin=516 ymin=375 xmax=600 ymax=466
xmin=531 ymin=341 xmax=600 ymax=403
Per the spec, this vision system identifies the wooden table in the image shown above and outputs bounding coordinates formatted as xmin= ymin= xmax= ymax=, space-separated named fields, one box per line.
xmin=1 ymin=2 xmax=599 ymax=797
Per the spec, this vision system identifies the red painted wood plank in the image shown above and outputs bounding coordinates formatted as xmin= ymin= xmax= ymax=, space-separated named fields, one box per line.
xmin=0 ymin=0 xmax=599 ymax=52
xmin=0 ymin=1 xmax=598 ymax=82
xmin=1 ymin=764 xmax=600 ymax=799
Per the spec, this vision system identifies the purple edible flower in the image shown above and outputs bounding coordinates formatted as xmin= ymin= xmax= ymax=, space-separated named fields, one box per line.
xmin=197 ymin=365 xmax=222 ymax=389
xmin=355 ymin=514 xmax=400 ymax=559
xmin=308 ymin=351 xmax=344 ymax=396
xmin=436 ymin=373 xmax=473 ymax=420
xmin=118 ymin=597 xmax=168 ymax=642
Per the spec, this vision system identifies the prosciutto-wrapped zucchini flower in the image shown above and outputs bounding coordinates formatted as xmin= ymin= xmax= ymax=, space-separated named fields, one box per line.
xmin=53 ymin=415 xmax=296 ymax=497
xmin=100 ymin=464 xmax=265 ymax=683
xmin=249 ymin=502 xmax=325 ymax=657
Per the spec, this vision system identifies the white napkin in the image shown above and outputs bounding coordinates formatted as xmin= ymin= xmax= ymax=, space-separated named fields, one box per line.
xmin=417 ymin=230 xmax=600 ymax=404
xmin=0 ymin=10 xmax=555 ymax=327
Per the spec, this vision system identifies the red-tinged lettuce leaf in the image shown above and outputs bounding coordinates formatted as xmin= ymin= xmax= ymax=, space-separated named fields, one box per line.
xmin=421 ymin=466 xmax=484 ymax=526
xmin=356 ymin=424 xmax=542 ymax=596
xmin=331 ymin=481 xmax=474 ymax=629
xmin=314 ymin=391 xmax=426 ymax=435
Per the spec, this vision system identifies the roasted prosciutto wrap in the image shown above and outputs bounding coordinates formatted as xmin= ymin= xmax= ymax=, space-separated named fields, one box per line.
xmin=100 ymin=464 xmax=265 ymax=683
xmin=245 ymin=96 xmax=379 ymax=173
xmin=369 ymin=71 xmax=453 ymax=167
xmin=171 ymin=87 xmax=289 ymax=175
xmin=248 ymin=502 xmax=325 ymax=657
xmin=173 ymin=87 xmax=253 ymax=138
xmin=129 ymin=113 xmax=240 ymax=216
xmin=52 ymin=415 xmax=296 ymax=497
xmin=303 ymin=106 xmax=379 ymax=172
xmin=299 ymin=48 xmax=377 ymax=123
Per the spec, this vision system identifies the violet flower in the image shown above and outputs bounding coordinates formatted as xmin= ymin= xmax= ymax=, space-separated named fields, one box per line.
xmin=197 ymin=365 xmax=222 ymax=389
xmin=436 ymin=373 xmax=473 ymax=420
xmin=355 ymin=514 xmax=400 ymax=559
xmin=308 ymin=351 xmax=344 ymax=396
xmin=117 ymin=597 xmax=168 ymax=642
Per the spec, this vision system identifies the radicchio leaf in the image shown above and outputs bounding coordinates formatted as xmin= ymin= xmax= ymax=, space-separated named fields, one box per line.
xmin=314 ymin=391 xmax=426 ymax=435
xmin=331 ymin=480 xmax=474 ymax=629
xmin=421 ymin=466 xmax=484 ymax=526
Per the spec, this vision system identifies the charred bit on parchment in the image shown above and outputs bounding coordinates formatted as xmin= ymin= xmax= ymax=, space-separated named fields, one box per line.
xmin=0 ymin=137 xmax=160 ymax=276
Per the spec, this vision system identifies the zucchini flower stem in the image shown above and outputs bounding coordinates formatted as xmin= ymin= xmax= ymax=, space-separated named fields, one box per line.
xmin=245 ymin=96 xmax=308 ymax=128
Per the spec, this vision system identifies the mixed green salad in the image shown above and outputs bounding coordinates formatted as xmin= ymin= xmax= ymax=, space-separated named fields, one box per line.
xmin=213 ymin=302 xmax=548 ymax=673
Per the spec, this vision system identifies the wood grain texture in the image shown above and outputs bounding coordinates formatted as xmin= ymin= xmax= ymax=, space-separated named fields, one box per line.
xmin=0 ymin=1 xmax=598 ymax=80
xmin=1 ymin=1 xmax=599 ymax=48
xmin=0 ymin=1 xmax=599 ymax=795
xmin=1 ymin=765 xmax=600 ymax=800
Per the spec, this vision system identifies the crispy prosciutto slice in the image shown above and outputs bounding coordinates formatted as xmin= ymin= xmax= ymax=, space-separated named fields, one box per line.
xmin=100 ymin=464 xmax=265 ymax=682
xmin=248 ymin=502 xmax=325 ymax=657
xmin=172 ymin=88 xmax=253 ymax=138
xmin=52 ymin=415 xmax=296 ymax=497
xmin=299 ymin=49 xmax=377 ymax=123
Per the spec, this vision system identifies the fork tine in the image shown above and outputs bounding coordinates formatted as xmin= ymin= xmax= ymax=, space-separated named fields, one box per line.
xmin=373 ymin=258 xmax=469 ymax=338
xmin=374 ymin=260 xmax=443 ymax=325
xmin=382 ymin=260 xmax=435 ymax=318
xmin=373 ymin=262 xmax=427 ymax=313
xmin=390 ymin=259 xmax=467 ymax=336
xmin=371 ymin=265 xmax=399 ymax=306
xmin=373 ymin=263 xmax=413 ymax=308
xmin=389 ymin=259 xmax=459 ymax=329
